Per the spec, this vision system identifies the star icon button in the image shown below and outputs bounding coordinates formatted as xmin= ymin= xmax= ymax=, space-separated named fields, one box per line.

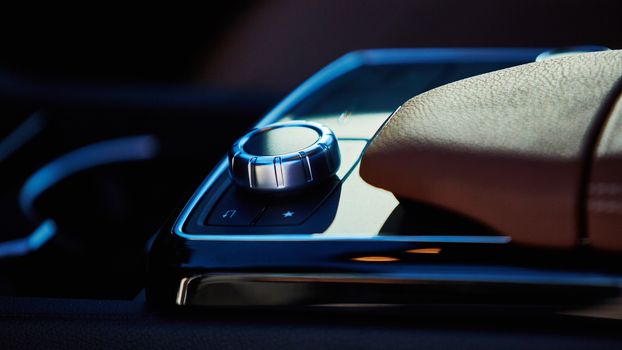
xmin=281 ymin=210 xmax=295 ymax=218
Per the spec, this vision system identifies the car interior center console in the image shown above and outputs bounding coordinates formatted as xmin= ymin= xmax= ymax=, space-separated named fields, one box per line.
xmin=147 ymin=48 xmax=622 ymax=311
xmin=1 ymin=46 xmax=622 ymax=350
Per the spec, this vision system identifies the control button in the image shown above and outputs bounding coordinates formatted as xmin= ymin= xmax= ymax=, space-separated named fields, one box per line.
xmin=256 ymin=205 xmax=311 ymax=226
xmin=207 ymin=187 xmax=265 ymax=226
xmin=255 ymin=180 xmax=337 ymax=226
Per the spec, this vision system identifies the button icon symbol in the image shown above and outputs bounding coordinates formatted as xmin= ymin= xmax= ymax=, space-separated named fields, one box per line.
xmin=282 ymin=210 xmax=295 ymax=218
xmin=222 ymin=209 xmax=237 ymax=219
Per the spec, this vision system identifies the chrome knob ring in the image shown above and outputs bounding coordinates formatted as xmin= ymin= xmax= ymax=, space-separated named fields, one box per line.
xmin=228 ymin=121 xmax=340 ymax=192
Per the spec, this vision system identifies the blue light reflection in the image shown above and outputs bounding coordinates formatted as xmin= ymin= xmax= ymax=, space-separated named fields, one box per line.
xmin=0 ymin=111 xmax=45 ymax=163
xmin=0 ymin=219 xmax=56 ymax=258
xmin=3 ymin=135 xmax=159 ymax=258
xmin=19 ymin=135 xmax=159 ymax=218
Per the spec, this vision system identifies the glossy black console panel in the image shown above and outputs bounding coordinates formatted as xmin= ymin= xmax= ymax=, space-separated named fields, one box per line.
xmin=185 ymin=174 xmax=342 ymax=235
xmin=147 ymin=49 xmax=622 ymax=309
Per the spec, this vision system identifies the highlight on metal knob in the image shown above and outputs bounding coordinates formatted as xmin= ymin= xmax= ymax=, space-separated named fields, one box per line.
xmin=228 ymin=121 xmax=340 ymax=192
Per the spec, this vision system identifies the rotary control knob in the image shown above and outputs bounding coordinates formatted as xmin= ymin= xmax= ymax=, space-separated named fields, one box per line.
xmin=228 ymin=121 xmax=341 ymax=192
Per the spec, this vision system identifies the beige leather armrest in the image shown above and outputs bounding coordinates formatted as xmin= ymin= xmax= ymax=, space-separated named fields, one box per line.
xmin=360 ymin=50 xmax=622 ymax=249
xmin=589 ymin=83 xmax=622 ymax=251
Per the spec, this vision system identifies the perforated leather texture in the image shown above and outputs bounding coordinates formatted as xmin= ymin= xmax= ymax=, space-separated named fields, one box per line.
xmin=361 ymin=50 xmax=622 ymax=249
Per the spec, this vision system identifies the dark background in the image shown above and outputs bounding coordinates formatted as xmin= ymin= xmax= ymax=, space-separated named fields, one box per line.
xmin=1 ymin=2 xmax=622 ymax=348
xmin=1 ymin=0 xmax=621 ymax=299
xmin=2 ymin=0 xmax=621 ymax=93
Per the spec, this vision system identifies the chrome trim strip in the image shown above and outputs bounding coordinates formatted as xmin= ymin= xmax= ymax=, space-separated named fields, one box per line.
xmin=178 ymin=234 xmax=510 ymax=243
xmin=173 ymin=49 xmax=544 ymax=242
xmin=192 ymin=269 xmax=622 ymax=290
xmin=176 ymin=276 xmax=200 ymax=306
xmin=177 ymin=270 xmax=622 ymax=307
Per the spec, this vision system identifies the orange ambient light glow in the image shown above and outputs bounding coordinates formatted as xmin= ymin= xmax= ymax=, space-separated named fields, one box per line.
xmin=405 ymin=248 xmax=442 ymax=254
xmin=351 ymin=256 xmax=399 ymax=262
